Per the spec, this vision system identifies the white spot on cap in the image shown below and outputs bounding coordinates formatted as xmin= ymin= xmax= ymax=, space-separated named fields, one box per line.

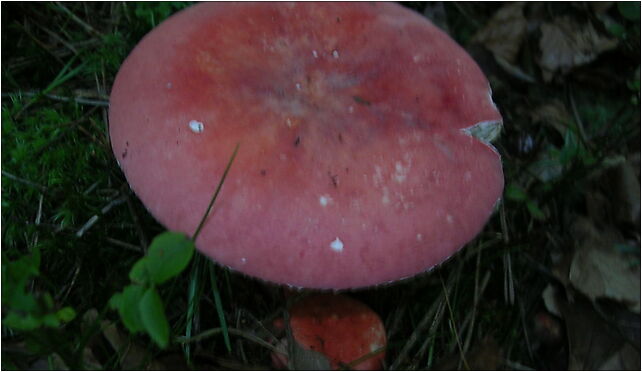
xmin=447 ymin=214 xmax=454 ymax=224
xmin=416 ymin=233 xmax=423 ymax=242
xmin=330 ymin=237 xmax=344 ymax=252
xmin=332 ymin=49 xmax=340 ymax=58
xmin=348 ymin=105 xmax=355 ymax=114
xmin=312 ymin=50 xmax=318 ymax=58
xmin=394 ymin=159 xmax=412 ymax=184
xmin=166 ymin=82 xmax=172 ymax=89
xmin=295 ymin=83 xmax=302 ymax=91
xmin=241 ymin=257 xmax=247 ymax=264
xmin=286 ymin=118 xmax=293 ymax=127
xmin=381 ymin=187 xmax=390 ymax=205
xmin=319 ymin=195 xmax=332 ymax=207
xmin=189 ymin=120 xmax=204 ymax=133
xmin=370 ymin=343 xmax=383 ymax=352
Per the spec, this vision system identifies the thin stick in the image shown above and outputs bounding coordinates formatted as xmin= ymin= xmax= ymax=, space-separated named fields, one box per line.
xmin=1 ymin=92 xmax=108 ymax=107
xmin=192 ymin=143 xmax=240 ymax=241
xmin=176 ymin=327 xmax=281 ymax=354
xmin=54 ymin=2 xmax=102 ymax=37
xmin=1 ymin=170 xmax=47 ymax=192
xmin=35 ymin=194 xmax=44 ymax=225
xmin=106 ymin=237 xmax=142 ymax=252
xmin=75 ymin=195 xmax=127 ymax=237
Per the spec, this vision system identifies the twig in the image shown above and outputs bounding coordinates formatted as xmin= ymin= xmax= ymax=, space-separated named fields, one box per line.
xmin=16 ymin=22 xmax=65 ymax=66
xmin=503 ymin=250 xmax=515 ymax=305
xmin=57 ymin=263 xmax=81 ymax=304
xmin=1 ymin=170 xmax=47 ymax=192
xmin=35 ymin=194 xmax=44 ymax=225
xmin=106 ymin=237 xmax=142 ymax=252
xmin=1 ymin=92 xmax=108 ymax=107
xmin=35 ymin=23 xmax=79 ymax=55
xmin=54 ymin=2 xmax=102 ymax=37
xmin=569 ymin=88 xmax=592 ymax=150
xmin=177 ymin=327 xmax=281 ymax=354
xmin=75 ymin=195 xmax=127 ymax=237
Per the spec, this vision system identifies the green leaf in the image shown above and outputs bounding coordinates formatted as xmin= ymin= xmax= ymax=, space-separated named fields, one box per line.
xmin=145 ymin=232 xmax=195 ymax=285
xmin=129 ymin=257 xmax=151 ymax=284
xmin=56 ymin=307 xmax=76 ymax=323
xmin=505 ymin=184 xmax=528 ymax=202
xmin=526 ymin=200 xmax=546 ymax=221
xmin=118 ymin=284 xmax=146 ymax=333
xmin=41 ymin=313 xmax=60 ymax=328
xmin=3 ymin=312 xmax=41 ymax=330
xmin=618 ymin=2 xmax=640 ymax=21
xmin=139 ymin=287 xmax=170 ymax=349
xmin=109 ymin=292 xmax=123 ymax=310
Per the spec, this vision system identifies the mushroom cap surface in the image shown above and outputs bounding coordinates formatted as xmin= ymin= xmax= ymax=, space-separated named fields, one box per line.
xmin=288 ymin=294 xmax=386 ymax=370
xmin=109 ymin=2 xmax=503 ymax=289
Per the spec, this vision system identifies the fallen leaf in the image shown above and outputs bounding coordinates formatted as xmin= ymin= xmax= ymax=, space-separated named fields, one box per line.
xmin=568 ymin=217 xmax=641 ymax=313
xmin=558 ymin=295 xmax=625 ymax=370
xmin=599 ymin=343 xmax=641 ymax=370
xmin=539 ymin=16 xmax=618 ymax=81
xmin=541 ymin=284 xmax=561 ymax=317
xmin=473 ymin=3 xmax=527 ymax=64
xmin=434 ymin=335 xmax=502 ymax=370
xmin=530 ymin=100 xmax=573 ymax=136
xmin=613 ymin=161 xmax=641 ymax=225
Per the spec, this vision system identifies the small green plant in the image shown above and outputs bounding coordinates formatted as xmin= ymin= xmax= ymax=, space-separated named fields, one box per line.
xmin=504 ymin=183 xmax=547 ymax=221
xmin=2 ymin=247 xmax=76 ymax=331
xmin=109 ymin=143 xmax=239 ymax=349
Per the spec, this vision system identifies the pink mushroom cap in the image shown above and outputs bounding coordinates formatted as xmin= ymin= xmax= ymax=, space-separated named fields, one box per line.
xmin=109 ymin=2 xmax=503 ymax=289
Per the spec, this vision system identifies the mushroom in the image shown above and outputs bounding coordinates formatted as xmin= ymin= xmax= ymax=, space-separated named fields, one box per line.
xmin=109 ymin=3 xmax=503 ymax=289
xmin=272 ymin=294 xmax=386 ymax=370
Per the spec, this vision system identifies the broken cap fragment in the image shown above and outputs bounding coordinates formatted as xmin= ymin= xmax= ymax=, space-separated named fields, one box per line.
xmin=109 ymin=2 xmax=503 ymax=289
xmin=273 ymin=294 xmax=386 ymax=370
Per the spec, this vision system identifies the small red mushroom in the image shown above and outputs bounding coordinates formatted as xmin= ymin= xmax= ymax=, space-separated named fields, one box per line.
xmin=272 ymin=294 xmax=386 ymax=370
xmin=109 ymin=3 xmax=503 ymax=289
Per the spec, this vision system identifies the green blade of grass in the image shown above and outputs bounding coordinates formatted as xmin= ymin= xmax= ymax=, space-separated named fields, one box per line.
xmin=209 ymin=262 xmax=232 ymax=353
xmin=183 ymin=254 xmax=206 ymax=364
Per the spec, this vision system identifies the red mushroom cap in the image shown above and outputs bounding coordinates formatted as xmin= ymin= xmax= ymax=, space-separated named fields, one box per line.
xmin=109 ymin=3 xmax=503 ymax=289
xmin=284 ymin=294 xmax=386 ymax=370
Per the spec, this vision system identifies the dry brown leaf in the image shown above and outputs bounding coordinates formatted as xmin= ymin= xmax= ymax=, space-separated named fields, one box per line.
xmin=473 ymin=3 xmax=527 ymax=64
xmin=559 ymin=296 xmax=626 ymax=370
xmin=568 ymin=217 xmax=641 ymax=313
xmin=539 ymin=16 xmax=618 ymax=81
xmin=599 ymin=343 xmax=641 ymax=370
xmin=531 ymin=100 xmax=573 ymax=135
xmin=541 ymin=284 xmax=562 ymax=317
xmin=570 ymin=246 xmax=641 ymax=312
xmin=613 ymin=161 xmax=641 ymax=225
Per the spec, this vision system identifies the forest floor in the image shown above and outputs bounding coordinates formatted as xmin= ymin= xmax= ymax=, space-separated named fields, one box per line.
xmin=2 ymin=2 xmax=640 ymax=370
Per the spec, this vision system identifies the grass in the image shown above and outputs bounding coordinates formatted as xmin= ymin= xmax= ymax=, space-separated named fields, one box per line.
xmin=2 ymin=2 xmax=640 ymax=370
